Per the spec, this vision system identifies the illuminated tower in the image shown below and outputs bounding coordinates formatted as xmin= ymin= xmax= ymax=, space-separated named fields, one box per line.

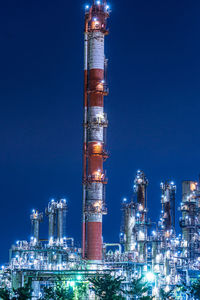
xmin=180 ymin=181 xmax=200 ymax=260
xmin=134 ymin=170 xmax=148 ymax=262
xmin=160 ymin=181 xmax=176 ymax=233
xmin=82 ymin=0 xmax=110 ymax=261
xmin=122 ymin=200 xmax=137 ymax=253
xmin=30 ymin=210 xmax=43 ymax=244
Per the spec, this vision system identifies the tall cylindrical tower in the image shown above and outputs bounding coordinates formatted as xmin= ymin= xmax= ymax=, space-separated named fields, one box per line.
xmin=122 ymin=201 xmax=136 ymax=252
xmin=82 ymin=0 xmax=110 ymax=261
xmin=134 ymin=170 xmax=148 ymax=210
xmin=30 ymin=210 xmax=43 ymax=243
xmin=160 ymin=181 xmax=176 ymax=232
xmin=134 ymin=170 xmax=148 ymax=262
xmin=57 ymin=199 xmax=67 ymax=241
xmin=46 ymin=200 xmax=57 ymax=241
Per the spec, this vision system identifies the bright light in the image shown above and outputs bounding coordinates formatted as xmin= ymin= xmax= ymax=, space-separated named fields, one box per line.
xmin=85 ymin=5 xmax=89 ymax=9
xmin=69 ymin=281 xmax=75 ymax=287
xmin=153 ymin=287 xmax=158 ymax=296
xmin=166 ymin=275 xmax=171 ymax=284
xmin=76 ymin=275 xmax=82 ymax=280
xmin=145 ymin=272 xmax=155 ymax=282
xmin=138 ymin=204 xmax=143 ymax=211
xmin=96 ymin=0 xmax=100 ymax=4
xmin=165 ymin=285 xmax=170 ymax=292
xmin=138 ymin=231 xmax=145 ymax=240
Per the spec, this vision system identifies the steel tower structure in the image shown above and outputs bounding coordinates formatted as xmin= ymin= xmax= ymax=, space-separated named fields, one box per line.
xmin=82 ymin=0 xmax=110 ymax=261
xmin=160 ymin=181 xmax=176 ymax=232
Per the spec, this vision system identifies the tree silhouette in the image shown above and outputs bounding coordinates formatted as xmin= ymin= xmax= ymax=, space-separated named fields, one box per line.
xmin=13 ymin=283 xmax=32 ymax=300
xmin=159 ymin=287 xmax=174 ymax=300
xmin=76 ymin=282 xmax=88 ymax=300
xmin=126 ymin=277 xmax=152 ymax=299
xmin=40 ymin=286 xmax=55 ymax=299
xmin=190 ymin=278 xmax=200 ymax=299
xmin=0 ymin=288 xmax=10 ymax=300
xmin=89 ymin=273 xmax=125 ymax=300
xmin=40 ymin=283 xmax=75 ymax=300
xmin=55 ymin=285 xmax=74 ymax=300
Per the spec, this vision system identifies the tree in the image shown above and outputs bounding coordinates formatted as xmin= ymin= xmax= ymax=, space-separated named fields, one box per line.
xmin=159 ymin=287 xmax=174 ymax=300
xmin=0 ymin=288 xmax=10 ymax=300
xmin=89 ymin=273 xmax=125 ymax=300
xmin=126 ymin=277 xmax=152 ymax=299
xmin=13 ymin=283 xmax=32 ymax=300
xmin=40 ymin=284 xmax=75 ymax=300
xmin=40 ymin=286 xmax=55 ymax=300
xmin=55 ymin=285 xmax=74 ymax=300
xmin=190 ymin=278 xmax=200 ymax=299
xmin=76 ymin=282 xmax=88 ymax=300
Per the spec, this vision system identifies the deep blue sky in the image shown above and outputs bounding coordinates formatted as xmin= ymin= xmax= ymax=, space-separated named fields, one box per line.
xmin=0 ymin=0 xmax=200 ymax=264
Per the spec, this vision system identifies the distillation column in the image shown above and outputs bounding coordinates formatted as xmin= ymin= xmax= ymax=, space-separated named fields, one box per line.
xmin=82 ymin=1 xmax=110 ymax=261
xmin=30 ymin=210 xmax=43 ymax=243
xmin=160 ymin=181 xmax=176 ymax=233
xmin=134 ymin=170 xmax=148 ymax=262
xmin=159 ymin=181 xmax=176 ymax=277
xmin=46 ymin=200 xmax=57 ymax=241
xmin=57 ymin=199 xmax=67 ymax=241
xmin=180 ymin=181 xmax=200 ymax=260
xmin=122 ymin=200 xmax=136 ymax=253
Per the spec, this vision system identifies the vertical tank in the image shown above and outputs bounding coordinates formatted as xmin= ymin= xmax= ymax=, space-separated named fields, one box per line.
xmin=30 ymin=210 xmax=43 ymax=243
xmin=46 ymin=200 xmax=57 ymax=241
xmin=160 ymin=181 xmax=176 ymax=232
xmin=180 ymin=181 xmax=199 ymax=259
xmin=134 ymin=170 xmax=148 ymax=262
xmin=122 ymin=201 xmax=136 ymax=252
xmin=57 ymin=199 xmax=67 ymax=241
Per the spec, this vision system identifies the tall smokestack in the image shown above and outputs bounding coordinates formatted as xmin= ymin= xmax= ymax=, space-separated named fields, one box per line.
xmin=82 ymin=1 xmax=110 ymax=261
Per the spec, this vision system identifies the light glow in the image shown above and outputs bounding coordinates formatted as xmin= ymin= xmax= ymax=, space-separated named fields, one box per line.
xmin=145 ymin=272 xmax=155 ymax=282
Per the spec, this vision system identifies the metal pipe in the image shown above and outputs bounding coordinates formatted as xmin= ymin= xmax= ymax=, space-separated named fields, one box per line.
xmin=104 ymin=243 xmax=122 ymax=254
xmin=65 ymin=237 xmax=74 ymax=247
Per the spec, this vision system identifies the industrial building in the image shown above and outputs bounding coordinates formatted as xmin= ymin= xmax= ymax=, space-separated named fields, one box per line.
xmin=0 ymin=0 xmax=200 ymax=299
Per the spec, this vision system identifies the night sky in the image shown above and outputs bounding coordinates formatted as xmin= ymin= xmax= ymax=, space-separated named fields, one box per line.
xmin=0 ymin=0 xmax=200 ymax=264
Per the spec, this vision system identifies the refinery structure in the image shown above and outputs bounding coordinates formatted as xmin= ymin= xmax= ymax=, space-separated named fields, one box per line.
xmin=1 ymin=1 xmax=200 ymax=299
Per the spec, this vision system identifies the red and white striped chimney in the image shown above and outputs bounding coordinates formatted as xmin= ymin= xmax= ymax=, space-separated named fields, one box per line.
xmin=82 ymin=1 xmax=110 ymax=261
